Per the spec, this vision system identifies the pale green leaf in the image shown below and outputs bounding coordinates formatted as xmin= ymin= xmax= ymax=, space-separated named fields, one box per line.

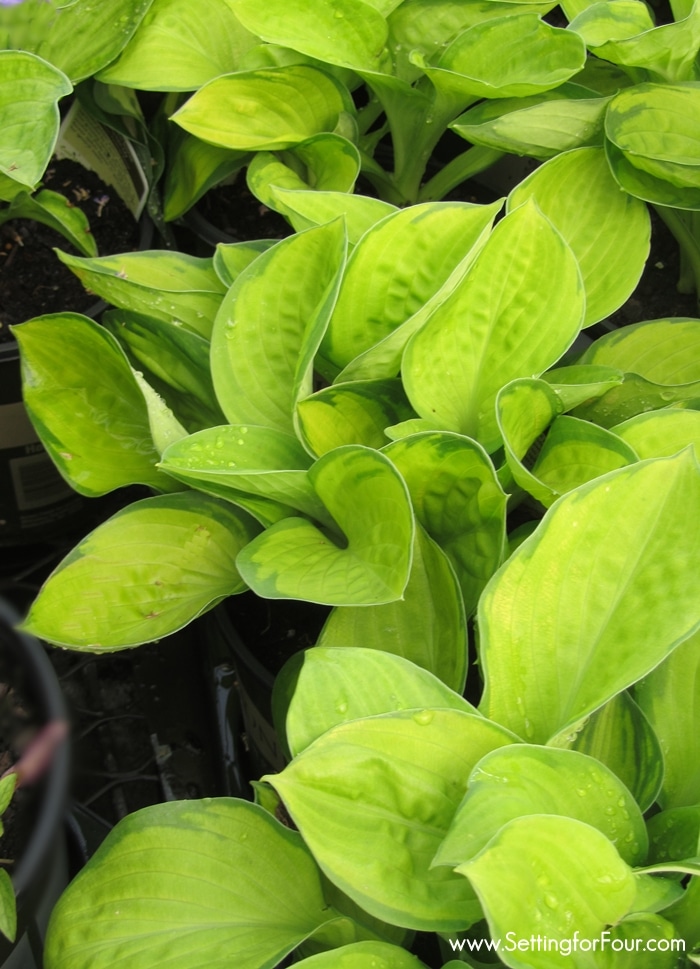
xmin=0 ymin=188 xmax=96 ymax=255
xmin=384 ymin=431 xmax=507 ymax=614
xmin=0 ymin=869 xmax=15 ymax=944
xmin=458 ymin=816 xmax=637 ymax=965
xmin=542 ymin=364 xmax=626 ymax=410
xmin=268 ymin=187 xmax=397 ymax=242
xmin=480 ymin=451 xmax=700 ymax=743
xmin=507 ymin=147 xmax=651 ymax=326
xmin=0 ymin=0 xmax=152 ymax=83
xmin=566 ymin=692 xmax=664 ymax=812
xmin=173 ymin=65 xmax=354 ymax=152
xmin=580 ymin=318 xmax=700 ymax=384
xmin=98 ymin=0 xmax=260 ymax=91
xmin=402 ymin=200 xmax=584 ymax=451
xmin=277 ymin=645 xmax=476 ymax=759
xmin=56 ymin=249 xmax=226 ymax=339
xmin=0 ymin=51 xmax=71 ymax=195
xmin=231 ymin=0 xmax=389 ymax=72
xmin=211 ymin=221 xmax=346 ymax=434
xmin=317 ymin=524 xmax=468 ymax=692
xmin=212 ymin=239 xmax=276 ymax=288
xmin=14 ymin=314 xmax=167 ymax=495
xmin=236 ymin=445 xmax=414 ymax=606
xmin=573 ymin=373 xmax=700 ymax=427
xmin=613 ymin=408 xmax=700 ymax=458
xmin=595 ymin=914 xmax=681 ymax=968
xmin=646 ymin=806 xmax=700 ymax=866
xmin=635 ymin=629 xmax=700 ymax=809
xmin=0 ymin=775 xmax=16 ymax=817
xmin=22 ymin=492 xmax=260 ymax=650
xmin=267 ymin=710 xmax=519 ymax=931
xmin=294 ymin=942 xmax=428 ymax=968
xmin=44 ymin=799 xmax=337 ymax=969
xmin=133 ymin=372 xmax=188 ymax=455
xmin=437 ymin=745 xmax=647 ymax=869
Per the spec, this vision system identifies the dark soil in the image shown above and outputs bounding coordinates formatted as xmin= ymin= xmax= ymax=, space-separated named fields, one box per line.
xmin=0 ymin=158 xmax=141 ymax=335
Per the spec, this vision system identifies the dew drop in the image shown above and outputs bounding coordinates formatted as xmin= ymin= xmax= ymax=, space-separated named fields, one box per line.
xmin=413 ymin=710 xmax=434 ymax=726
xmin=543 ymin=893 xmax=559 ymax=910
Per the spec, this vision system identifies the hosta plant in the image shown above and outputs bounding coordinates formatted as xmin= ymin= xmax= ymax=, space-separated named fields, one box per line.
xmin=41 ymin=452 xmax=700 ymax=968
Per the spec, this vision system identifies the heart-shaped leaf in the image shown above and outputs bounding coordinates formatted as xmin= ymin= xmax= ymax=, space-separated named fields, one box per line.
xmin=236 ymin=445 xmax=414 ymax=606
xmin=316 ymin=524 xmax=468 ymax=691
xmin=402 ymin=200 xmax=584 ymax=451
xmin=44 ymin=798 xmax=339 ymax=969
xmin=211 ymin=220 xmax=347 ymax=434
xmin=480 ymin=451 xmax=700 ymax=743
xmin=22 ymin=492 xmax=260 ymax=649
xmin=276 ymin=646 xmax=476 ymax=759
xmin=267 ymin=710 xmax=518 ymax=931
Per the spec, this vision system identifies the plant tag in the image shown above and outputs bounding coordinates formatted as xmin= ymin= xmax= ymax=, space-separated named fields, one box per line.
xmin=56 ymin=101 xmax=148 ymax=219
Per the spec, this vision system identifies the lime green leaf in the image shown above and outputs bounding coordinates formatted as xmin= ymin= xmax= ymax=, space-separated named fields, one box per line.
xmin=162 ymin=131 xmax=249 ymax=222
xmin=14 ymin=314 xmax=166 ymax=495
xmin=44 ymin=799 xmax=338 ymax=969
xmin=421 ymin=14 xmax=586 ymax=101
xmin=294 ymin=942 xmax=428 ymax=969
xmin=22 ymin=492 xmax=260 ymax=650
xmin=403 ymin=200 xmax=584 ymax=451
xmin=596 ymin=914 xmax=681 ymax=968
xmin=0 ymin=775 xmax=16 ymax=817
xmin=480 ymin=451 xmax=700 ymax=743
xmin=247 ymin=133 xmax=360 ymax=213
xmin=268 ymin=187 xmax=396 ymax=241
xmin=566 ymin=692 xmax=664 ymax=812
xmin=542 ymin=364 xmax=626 ymax=410
xmin=580 ymin=318 xmax=700 ymax=383
xmin=384 ymin=431 xmax=506 ymax=614
xmin=317 ymin=524 xmax=468 ymax=692
xmin=98 ymin=0 xmax=260 ymax=91
xmin=232 ymin=0 xmax=389 ymax=72
xmin=605 ymin=83 xmax=700 ymax=210
xmin=267 ymin=710 xmax=519 ymax=931
xmin=508 ymin=147 xmax=650 ymax=326
xmin=613 ymin=408 xmax=700 ymax=458
xmin=635 ymin=629 xmax=700 ymax=809
xmin=297 ymin=379 xmax=416 ymax=455
xmin=322 ymin=201 xmax=501 ymax=372
xmin=56 ymin=250 xmax=226 ymax=339
xmin=0 ymin=51 xmax=71 ymax=197
xmin=159 ymin=424 xmax=331 ymax=526
xmin=277 ymin=646 xmax=476 ymax=759
xmin=438 ymin=746 xmax=646 ymax=871
xmin=573 ymin=373 xmax=700 ymax=428
xmin=236 ymin=446 xmax=414 ymax=606
xmin=212 ymin=239 xmax=276 ymax=287
xmin=458 ymin=816 xmax=636 ymax=964
xmin=211 ymin=221 xmax=347 ymax=435
xmin=452 ymin=86 xmax=610 ymax=160
xmin=647 ymin=806 xmax=700 ymax=866
xmin=0 ymin=0 xmax=153 ymax=84
xmin=133 ymin=372 xmax=188 ymax=455
xmin=0 ymin=188 xmax=97 ymax=255
xmin=173 ymin=65 xmax=354 ymax=152
xmin=0 ymin=869 xmax=15 ymax=944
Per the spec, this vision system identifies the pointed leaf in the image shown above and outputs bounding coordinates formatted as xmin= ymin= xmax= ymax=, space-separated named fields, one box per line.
xmin=321 ymin=201 xmax=501 ymax=371
xmin=437 ymin=746 xmax=647 ymax=869
xmin=236 ymin=445 xmax=414 ymax=606
xmin=44 ymin=799 xmax=338 ymax=969
xmin=213 ymin=239 xmax=276 ymax=287
xmin=297 ymin=379 xmax=416 ymax=455
xmin=317 ymin=524 xmax=468 ymax=692
xmin=14 ymin=314 xmax=167 ymax=495
xmin=635 ymin=629 xmax=700 ymax=809
xmin=580 ymin=318 xmax=700 ymax=384
xmin=173 ymin=65 xmax=354 ymax=152
xmin=1 ymin=188 xmax=97 ymax=255
xmin=231 ymin=0 xmax=389 ymax=72
xmin=162 ymin=130 xmax=248 ymax=222
xmin=293 ymin=942 xmax=428 ymax=969
xmin=0 ymin=51 xmax=71 ymax=196
xmin=542 ymin=364 xmax=626 ymax=410
xmin=277 ymin=646 xmax=476 ymax=759
xmin=267 ymin=710 xmax=519 ymax=931
xmin=211 ymin=221 xmax=347 ymax=434
xmin=647 ymin=806 xmax=700 ymax=866
xmin=56 ymin=249 xmax=226 ymax=339
xmin=98 ymin=0 xmax=260 ymax=91
xmin=0 ymin=869 xmax=15 ymax=944
xmin=507 ymin=147 xmax=650 ymax=326
xmin=480 ymin=451 xmax=700 ymax=743
xmin=566 ymin=692 xmax=664 ymax=812
xmin=403 ymin=200 xmax=584 ymax=451
xmin=458 ymin=816 xmax=636 ymax=964
xmin=613 ymin=408 xmax=700 ymax=458
xmin=268 ymin=188 xmax=396 ymax=242
xmin=22 ymin=492 xmax=260 ymax=650
xmin=384 ymin=431 xmax=507 ymax=614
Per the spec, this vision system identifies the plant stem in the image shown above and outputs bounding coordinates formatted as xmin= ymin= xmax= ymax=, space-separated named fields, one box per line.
xmin=652 ymin=204 xmax=700 ymax=304
xmin=418 ymin=146 xmax=507 ymax=202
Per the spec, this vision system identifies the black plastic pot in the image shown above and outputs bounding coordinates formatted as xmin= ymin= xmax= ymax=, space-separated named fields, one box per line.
xmin=0 ymin=600 xmax=70 ymax=969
